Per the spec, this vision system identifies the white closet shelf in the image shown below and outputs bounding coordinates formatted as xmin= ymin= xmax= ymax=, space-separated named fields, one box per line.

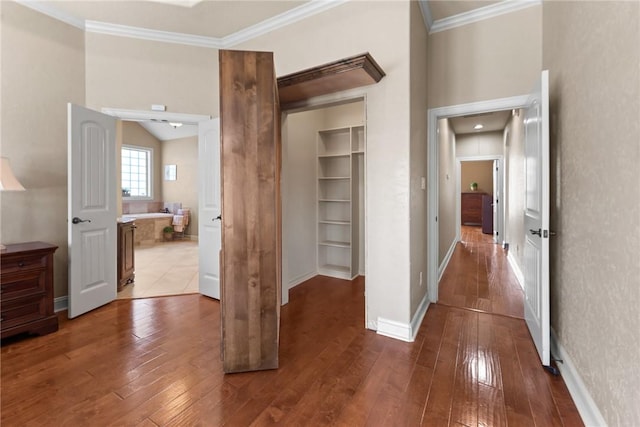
xmin=319 ymin=199 xmax=350 ymax=203
xmin=318 ymin=153 xmax=350 ymax=158
xmin=318 ymin=176 xmax=350 ymax=180
xmin=319 ymin=220 xmax=350 ymax=225
xmin=318 ymin=240 xmax=350 ymax=248
xmin=319 ymin=264 xmax=350 ymax=274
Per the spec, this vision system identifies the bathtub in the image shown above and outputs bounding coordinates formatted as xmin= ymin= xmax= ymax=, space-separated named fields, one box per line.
xmin=119 ymin=213 xmax=174 ymax=245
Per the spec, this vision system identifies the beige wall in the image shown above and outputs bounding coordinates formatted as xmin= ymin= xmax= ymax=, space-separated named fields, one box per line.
xmin=543 ymin=1 xmax=640 ymax=423
xmin=236 ymin=1 xmax=414 ymax=326
xmin=161 ymin=136 xmax=198 ymax=238
xmin=84 ymin=33 xmax=218 ymax=116
xmin=461 ymin=161 xmax=493 ymax=195
xmin=409 ymin=0 xmax=429 ymax=315
xmin=0 ymin=2 xmax=86 ymax=298
xmin=456 ymin=131 xmax=503 ymax=158
xmin=428 ymin=5 xmax=542 ymax=109
xmin=438 ymin=119 xmax=456 ymax=265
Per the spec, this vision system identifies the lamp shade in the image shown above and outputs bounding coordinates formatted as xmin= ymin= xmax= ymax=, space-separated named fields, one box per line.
xmin=0 ymin=157 xmax=26 ymax=191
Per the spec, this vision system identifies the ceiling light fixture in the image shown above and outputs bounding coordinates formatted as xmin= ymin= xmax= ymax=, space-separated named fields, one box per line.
xmin=474 ymin=124 xmax=484 ymax=130
xmin=169 ymin=122 xmax=183 ymax=129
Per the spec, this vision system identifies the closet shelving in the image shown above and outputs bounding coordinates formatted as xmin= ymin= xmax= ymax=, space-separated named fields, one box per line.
xmin=317 ymin=125 xmax=364 ymax=279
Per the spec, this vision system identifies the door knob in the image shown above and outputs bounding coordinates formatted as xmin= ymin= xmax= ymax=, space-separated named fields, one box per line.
xmin=72 ymin=217 xmax=91 ymax=224
xmin=213 ymin=215 xmax=222 ymax=221
xmin=529 ymin=228 xmax=541 ymax=236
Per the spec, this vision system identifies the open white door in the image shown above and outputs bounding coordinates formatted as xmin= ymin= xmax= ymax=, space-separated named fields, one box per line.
xmin=67 ymin=104 xmax=117 ymax=318
xmin=198 ymin=118 xmax=221 ymax=299
xmin=492 ymin=159 xmax=501 ymax=244
xmin=523 ymin=70 xmax=551 ymax=366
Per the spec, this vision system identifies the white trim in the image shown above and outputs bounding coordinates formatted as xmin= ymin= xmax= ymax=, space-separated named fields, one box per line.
xmin=429 ymin=0 xmax=542 ymax=34
xmin=223 ymin=0 xmax=348 ymax=47
xmin=507 ymin=251 xmax=525 ymax=290
xmin=438 ymin=236 xmax=457 ymax=281
xmin=54 ymin=296 xmax=69 ymax=313
xmin=418 ymin=0 xmax=433 ymax=31
xmin=17 ymin=0 xmax=347 ymax=50
xmin=101 ymin=108 xmax=211 ymax=124
xmin=16 ymin=0 xmax=85 ymax=29
xmin=551 ymin=329 xmax=607 ymax=427
xmin=427 ymin=95 xmax=530 ymax=306
xmin=85 ymin=20 xmax=223 ymax=49
xmin=377 ymin=317 xmax=413 ymax=342
xmin=410 ymin=293 xmax=431 ymax=339
xmin=288 ymin=271 xmax=317 ymax=290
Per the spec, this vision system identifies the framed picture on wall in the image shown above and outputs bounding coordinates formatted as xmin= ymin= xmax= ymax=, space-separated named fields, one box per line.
xmin=164 ymin=164 xmax=177 ymax=181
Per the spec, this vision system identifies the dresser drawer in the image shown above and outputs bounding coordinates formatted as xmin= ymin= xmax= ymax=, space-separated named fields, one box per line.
xmin=1 ymin=270 xmax=46 ymax=300
xmin=0 ymin=294 xmax=47 ymax=330
xmin=1 ymin=253 xmax=47 ymax=274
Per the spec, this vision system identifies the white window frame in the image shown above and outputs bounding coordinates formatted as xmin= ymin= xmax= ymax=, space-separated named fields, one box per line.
xmin=121 ymin=145 xmax=153 ymax=201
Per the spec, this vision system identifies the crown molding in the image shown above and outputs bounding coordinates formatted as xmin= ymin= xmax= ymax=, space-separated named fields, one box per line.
xmin=101 ymin=108 xmax=211 ymax=124
xmin=16 ymin=0 xmax=85 ymax=30
xmin=85 ymin=20 xmax=224 ymax=49
xmin=223 ymin=0 xmax=348 ymax=47
xmin=418 ymin=0 xmax=433 ymax=32
xmin=429 ymin=0 xmax=542 ymax=34
xmin=15 ymin=0 xmax=347 ymax=50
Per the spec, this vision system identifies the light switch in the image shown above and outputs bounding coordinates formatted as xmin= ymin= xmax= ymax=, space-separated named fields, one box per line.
xmin=421 ymin=177 xmax=426 ymax=190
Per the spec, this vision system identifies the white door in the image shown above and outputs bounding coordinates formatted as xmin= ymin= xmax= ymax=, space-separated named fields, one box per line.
xmin=67 ymin=104 xmax=117 ymax=318
xmin=492 ymin=159 xmax=501 ymax=244
xmin=523 ymin=70 xmax=551 ymax=366
xmin=198 ymin=119 xmax=221 ymax=299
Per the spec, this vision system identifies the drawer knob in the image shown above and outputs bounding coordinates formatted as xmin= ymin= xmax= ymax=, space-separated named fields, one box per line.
xmin=18 ymin=261 xmax=25 ymax=267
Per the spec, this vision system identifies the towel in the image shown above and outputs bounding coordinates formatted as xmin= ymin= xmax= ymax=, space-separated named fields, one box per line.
xmin=177 ymin=208 xmax=190 ymax=226
xmin=172 ymin=215 xmax=184 ymax=232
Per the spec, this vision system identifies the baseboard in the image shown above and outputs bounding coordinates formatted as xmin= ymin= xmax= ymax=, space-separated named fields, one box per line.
xmin=438 ymin=237 xmax=458 ymax=281
xmin=376 ymin=317 xmax=413 ymax=342
xmin=551 ymin=329 xmax=607 ymax=427
xmin=409 ymin=292 xmax=431 ymax=340
xmin=506 ymin=251 xmax=525 ymax=290
xmin=288 ymin=270 xmax=317 ymax=290
xmin=54 ymin=296 xmax=68 ymax=313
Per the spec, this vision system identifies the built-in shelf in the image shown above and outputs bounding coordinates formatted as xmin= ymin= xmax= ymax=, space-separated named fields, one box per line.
xmin=317 ymin=124 xmax=365 ymax=280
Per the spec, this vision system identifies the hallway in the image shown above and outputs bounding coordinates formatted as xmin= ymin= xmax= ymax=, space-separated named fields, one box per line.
xmin=439 ymin=226 xmax=524 ymax=318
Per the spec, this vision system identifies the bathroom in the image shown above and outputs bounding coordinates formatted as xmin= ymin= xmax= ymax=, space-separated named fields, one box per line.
xmin=117 ymin=120 xmax=199 ymax=298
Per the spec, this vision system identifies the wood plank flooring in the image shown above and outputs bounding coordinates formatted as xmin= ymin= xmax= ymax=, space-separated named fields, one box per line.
xmin=439 ymin=226 xmax=525 ymax=319
xmin=2 ymin=277 xmax=582 ymax=425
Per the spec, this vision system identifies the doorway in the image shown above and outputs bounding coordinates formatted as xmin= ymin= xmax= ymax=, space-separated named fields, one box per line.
xmin=102 ymin=108 xmax=210 ymax=299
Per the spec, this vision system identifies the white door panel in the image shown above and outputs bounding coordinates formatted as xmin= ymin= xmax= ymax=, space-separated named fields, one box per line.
xmin=68 ymin=104 xmax=117 ymax=318
xmin=523 ymin=70 xmax=551 ymax=366
xmin=198 ymin=119 xmax=221 ymax=300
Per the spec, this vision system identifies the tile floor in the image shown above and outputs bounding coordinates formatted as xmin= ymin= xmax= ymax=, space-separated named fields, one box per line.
xmin=117 ymin=240 xmax=199 ymax=299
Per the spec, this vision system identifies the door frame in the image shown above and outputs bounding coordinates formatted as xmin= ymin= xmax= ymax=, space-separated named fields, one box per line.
xmin=455 ymin=155 xmax=504 ymax=243
xmin=280 ymin=92 xmax=368 ymax=318
xmin=427 ymin=95 xmax=529 ymax=303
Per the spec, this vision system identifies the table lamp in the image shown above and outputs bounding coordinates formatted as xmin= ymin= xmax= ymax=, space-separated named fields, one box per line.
xmin=0 ymin=157 xmax=26 ymax=250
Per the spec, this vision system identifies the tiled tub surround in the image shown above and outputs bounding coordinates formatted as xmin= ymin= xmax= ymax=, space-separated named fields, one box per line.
xmin=119 ymin=213 xmax=173 ymax=245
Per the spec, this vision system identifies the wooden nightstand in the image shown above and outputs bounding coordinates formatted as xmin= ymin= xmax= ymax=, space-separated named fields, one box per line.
xmin=1 ymin=242 xmax=59 ymax=339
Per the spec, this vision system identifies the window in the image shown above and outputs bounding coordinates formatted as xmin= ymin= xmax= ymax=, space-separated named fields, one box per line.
xmin=121 ymin=146 xmax=153 ymax=199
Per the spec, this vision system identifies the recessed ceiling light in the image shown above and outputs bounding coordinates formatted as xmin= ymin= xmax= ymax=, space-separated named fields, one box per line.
xmin=474 ymin=124 xmax=484 ymax=130
xmin=169 ymin=122 xmax=183 ymax=128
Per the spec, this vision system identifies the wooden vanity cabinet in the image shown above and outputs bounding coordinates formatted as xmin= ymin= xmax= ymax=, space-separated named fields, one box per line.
xmin=0 ymin=242 xmax=58 ymax=339
xmin=117 ymin=220 xmax=135 ymax=291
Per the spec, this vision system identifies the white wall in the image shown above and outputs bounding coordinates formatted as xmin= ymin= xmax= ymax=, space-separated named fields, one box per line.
xmin=456 ymin=131 xmax=503 ymax=158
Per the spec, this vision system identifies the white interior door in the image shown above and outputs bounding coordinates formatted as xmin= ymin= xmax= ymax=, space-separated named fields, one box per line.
xmin=492 ymin=159 xmax=501 ymax=243
xmin=67 ymin=104 xmax=117 ymax=318
xmin=523 ymin=70 xmax=551 ymax=366
xmin=198 ymin=119 xmax=221 ymax=299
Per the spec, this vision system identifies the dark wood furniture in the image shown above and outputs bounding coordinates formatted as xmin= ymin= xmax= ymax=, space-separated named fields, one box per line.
xmin=0 ymin=242 xmax=58 ymax=339
xmin=117 ymin=220 xmax=135 ymax=291
xmin=461 ymin=192 xmax=486 ymax=225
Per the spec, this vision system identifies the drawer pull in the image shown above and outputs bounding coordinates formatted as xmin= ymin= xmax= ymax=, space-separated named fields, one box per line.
xmin=18 ymin=261 xmax=25 ymax=267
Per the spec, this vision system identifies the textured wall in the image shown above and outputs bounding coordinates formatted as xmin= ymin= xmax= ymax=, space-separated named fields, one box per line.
xmin=543 ymin=1 xmax=640 ymax=424
xmin=438 ymin=119 xmax=457 ymax=265
xmin=0 ymin=2 xmax=85 ymax=298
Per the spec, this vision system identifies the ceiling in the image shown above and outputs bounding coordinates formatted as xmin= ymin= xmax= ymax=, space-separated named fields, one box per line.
xmin=427 ymin=0 xmax=502 ymax=22
xmin=449 ymin=110 xmax=512 ymax=135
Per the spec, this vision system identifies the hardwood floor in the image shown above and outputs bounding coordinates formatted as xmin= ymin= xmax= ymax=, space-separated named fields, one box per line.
xmin=439 ymin=226 xmax=524 ymax=319
xmin=1 ymin=273 xmax=582 ymax=426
